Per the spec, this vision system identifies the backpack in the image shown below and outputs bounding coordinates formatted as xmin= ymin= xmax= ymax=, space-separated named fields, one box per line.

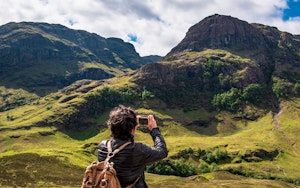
xmin=81 ymin=140 xmax=133 ymax=188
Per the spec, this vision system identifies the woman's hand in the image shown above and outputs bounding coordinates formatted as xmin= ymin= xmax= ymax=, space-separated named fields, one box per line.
xmin=147 ymin=115 xmax=157 ymax=131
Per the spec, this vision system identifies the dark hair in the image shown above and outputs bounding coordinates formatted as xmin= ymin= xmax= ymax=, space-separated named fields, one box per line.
xmin=107 ymin=105 xmax=138 ymax=140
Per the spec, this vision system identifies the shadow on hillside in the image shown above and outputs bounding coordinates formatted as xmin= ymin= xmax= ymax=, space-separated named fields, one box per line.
xmin=62 ymin=126 xmax=100 ymax=141
xmin=0 ymin=71 xmax=68 ymax=97
xmin=0 ymin=63 xmax=114 ymax=97
xmin=185 ymin=121 xmax=219 ymax=136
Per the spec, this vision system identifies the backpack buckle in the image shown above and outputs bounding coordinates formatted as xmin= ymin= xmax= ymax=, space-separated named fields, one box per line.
xmin=100 ymin=179 xmax=108 ymax=188
xmin=108 ymin=152 xmax=115 ymax=158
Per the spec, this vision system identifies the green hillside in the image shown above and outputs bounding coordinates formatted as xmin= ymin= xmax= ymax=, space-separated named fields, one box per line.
xmin=0 ymin=74 xmax=299 ymax=187
xmin=1 ymin=14 xmax=300 ymax=187
xmin=1 ymin=103 xmax=300 ymax=187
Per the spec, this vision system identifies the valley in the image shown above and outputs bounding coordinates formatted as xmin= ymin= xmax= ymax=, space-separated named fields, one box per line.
xmin=1 ymin=14 xmax=300 ymax=187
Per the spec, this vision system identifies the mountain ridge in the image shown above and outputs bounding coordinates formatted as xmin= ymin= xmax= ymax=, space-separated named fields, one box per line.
xmin=0 ymin=21 xmax=161 ymax=97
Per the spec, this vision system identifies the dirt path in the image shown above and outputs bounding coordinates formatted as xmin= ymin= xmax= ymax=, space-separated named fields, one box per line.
xmin=272 ymin=109 xmax=300 ymax=157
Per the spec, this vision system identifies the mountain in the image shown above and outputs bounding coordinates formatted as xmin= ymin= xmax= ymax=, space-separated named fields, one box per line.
xmin=166 ymin=14 xmax=300 ymax=80
xmin=0 ymin=22 xmax=160 ymax=97
xmin=0 ymin=15 xmax=300 ymax=187
xmin=1 ymin=14 xmax=299 ymax=145
xmin=168 ymin=14 xmax=269 ymax=54
xmin=133 ymin=14 xmax=300 ymax=112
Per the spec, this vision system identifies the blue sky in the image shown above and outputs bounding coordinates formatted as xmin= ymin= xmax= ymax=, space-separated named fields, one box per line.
xmin=127 ymin=34 xmax=138 ymax=43
xmin=0 ymin=0 xmax=300 ymax=56
xmin=283 ymin=0 xmax=300 ymax=20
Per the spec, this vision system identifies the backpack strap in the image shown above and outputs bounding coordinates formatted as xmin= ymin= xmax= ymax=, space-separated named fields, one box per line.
xmin=105 ymin=140 xmax=131 ymax=162
xmin=125 ymin=176 xmax=140 ymax=188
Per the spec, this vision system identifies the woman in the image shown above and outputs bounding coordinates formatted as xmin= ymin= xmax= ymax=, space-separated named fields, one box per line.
xmin=98 ymin=105 xmax=168 ymax=187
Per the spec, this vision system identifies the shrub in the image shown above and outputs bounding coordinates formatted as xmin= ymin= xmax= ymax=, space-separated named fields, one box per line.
xmin=86 ymin=86 xmax=139 ymax=115
xmin=141 ymin=89 xmax=155 ymax=100
xmin=212 ymin=88 xmax=242 ymax=111
xmin=194 ymin=148 xmax=204 ymax=158
xmin=210 ymin=162 xmax=219 ymax=172
xmin=6 ymin=115 xmax=14 ymax=121
xmin=198 ymin=161 xmax=210 ymax=173
xmin=205 ymin=150 xmax=215 ymax=163
xmin=149 ymin=147 xmax=231 ymax=177
xmin=242 ymin=84 xmax=265 ymax=104
xmin=203 ymin=59 xmax=224 ymax=78
xmin=146 ymin=159 xmax=196 ymax=177
xmin=272 ymin=78 xmax=292 ymax=98
xmin=213 ymin=148 xmax=229 ymax=163
xmin=173 ymin=147 xmax=230 ymax=164
xmin=293 ymin=82 xmax=300 ymax=95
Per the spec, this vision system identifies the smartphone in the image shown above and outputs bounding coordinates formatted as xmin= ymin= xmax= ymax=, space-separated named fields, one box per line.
xmin=138 ymin=116 xmax=148 ymax=125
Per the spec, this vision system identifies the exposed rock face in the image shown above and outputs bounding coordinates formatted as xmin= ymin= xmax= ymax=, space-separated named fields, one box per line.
xmin=133 ymin=51 xmax=266 ymax=91
xmin=166 ymin=14 xmax=300 ymax=80
xmin=241 ymin=149 xmax=279 ymax=162
xmin=167 ymin=14 xmax=270 ymax=55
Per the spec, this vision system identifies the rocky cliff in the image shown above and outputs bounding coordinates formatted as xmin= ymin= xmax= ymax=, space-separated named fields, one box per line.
xmin=167 ymin=14 xmax=270 ymax=54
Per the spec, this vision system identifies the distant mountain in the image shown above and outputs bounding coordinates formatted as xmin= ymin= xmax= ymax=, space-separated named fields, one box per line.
xmin=0 ymin=22 xmax=160 ymax=96
xmin=141 ymin=55 xmax=162 ymax=64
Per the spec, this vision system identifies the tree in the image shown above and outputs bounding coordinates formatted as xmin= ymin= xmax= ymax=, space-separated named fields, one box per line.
xmin=141 ymin=89 xmax=154 ymax=100
xmin=272 ymin=78 xmax=292 ymax=98
xmin=205 ymin=150 xmax=215 ymax=163
xmin=293 ymin=82 xmax=300 ymax=95
xmin=212 ymin=88 xmax=242 ymax=111
xmin=198 ymin=161 xmax=210 ymax=173
xmin=213 ymin=148 xmax=228 ymax=163
xmin=242 ymin=84 xmax=265 ymax=104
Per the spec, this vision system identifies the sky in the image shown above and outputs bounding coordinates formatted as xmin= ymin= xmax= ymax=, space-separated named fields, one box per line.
xmin=0 ymin=0 xmax=300 ymax=56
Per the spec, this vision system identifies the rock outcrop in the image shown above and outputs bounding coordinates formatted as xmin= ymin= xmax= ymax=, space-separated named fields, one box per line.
xmin=167 ymin=14 xmax=270 ymax=55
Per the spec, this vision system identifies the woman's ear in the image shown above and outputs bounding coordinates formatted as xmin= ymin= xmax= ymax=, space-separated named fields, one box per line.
xmin=131 ymin=127 xmax=136 ymax=135
xmin=131 ymin=124 xmax=140 ymax=135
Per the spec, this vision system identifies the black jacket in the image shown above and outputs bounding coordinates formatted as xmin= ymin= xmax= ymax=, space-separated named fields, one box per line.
xmin=98 ymin=128 xmax=168 ymax=188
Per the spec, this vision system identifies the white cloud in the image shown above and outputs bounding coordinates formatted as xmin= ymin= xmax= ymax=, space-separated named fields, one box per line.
xmin=0 ymin=0 xmax=299 ymax=56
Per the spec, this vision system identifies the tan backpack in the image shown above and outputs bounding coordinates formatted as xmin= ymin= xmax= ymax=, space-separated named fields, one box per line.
xmin=81 ymin=140 xmax=134 ymax=188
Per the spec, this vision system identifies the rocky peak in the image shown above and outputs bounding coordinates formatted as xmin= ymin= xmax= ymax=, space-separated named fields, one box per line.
xmin=133 ymin=14 xmax=300 ymax=110
xmin=167 ymin=14 xmax=269 ymax=56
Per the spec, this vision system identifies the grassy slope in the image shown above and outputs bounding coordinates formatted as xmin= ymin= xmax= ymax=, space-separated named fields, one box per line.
xmin=0 ymin=71 xmax=299 ymax=187
xmin=0 ymin=98 xmax=299 ymax=187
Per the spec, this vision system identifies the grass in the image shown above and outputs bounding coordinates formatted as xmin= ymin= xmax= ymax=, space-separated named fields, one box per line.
xmin=0 ymin=90 xmax=87 ymax=130
xmin=0 ymin=86 xmax=39 ymax=111
xmin=0 ymin=152 xmax=83 ymax=187
xmin=0 ymin=93 xmax=299 ymax=187
xmin=78 ymin=61 xmax=123 ymax=76
xmin=276 ymin=99 xmax=300 ymax=152
xmin=183 ymin=49 xmax=252 ymax=64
